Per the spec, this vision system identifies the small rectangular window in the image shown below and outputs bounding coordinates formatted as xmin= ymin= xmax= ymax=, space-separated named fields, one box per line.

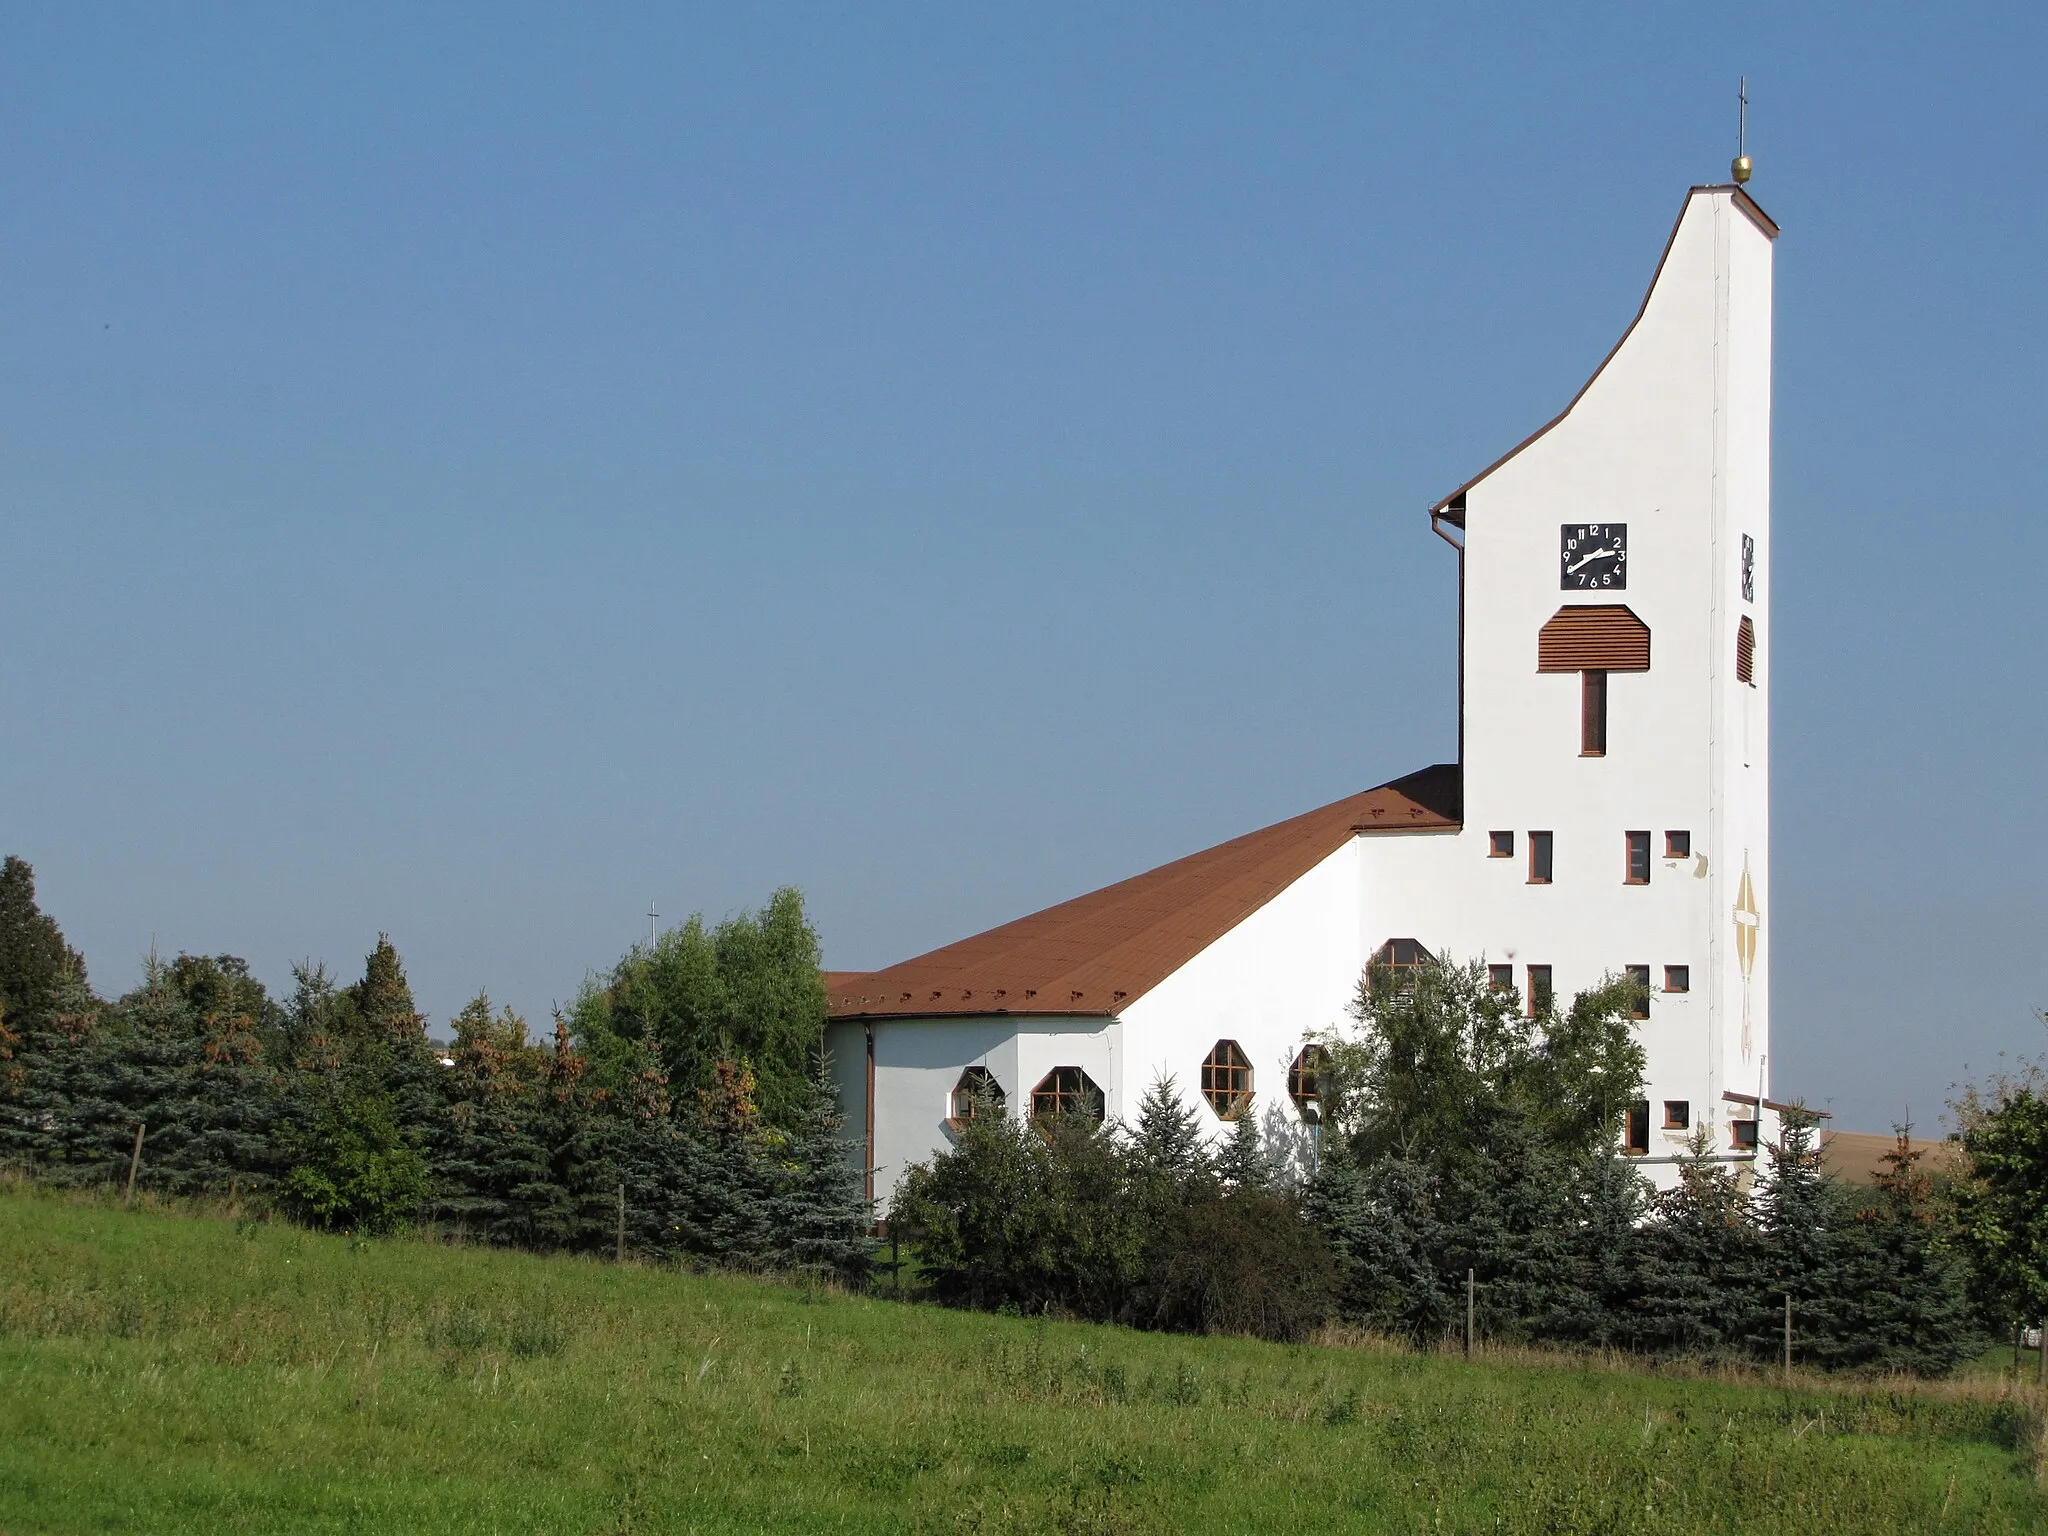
xmin=1625 ymin=831 xmax=1651 ymax=884
xmin=1736 ymin=616 xmax=1757 ymax=686
xmin=1624 ymin=1101 xmax=1650 ymax=1155
xmin=1488 ymin=963 xmax=1513 ymax=992
xmin=1664 ymin=965 xmax=1690 ymax=993
xmin=1731 ymin=1118 xmax=1759 ymax=1150
xmin=1626 ymin=964 xmax=1651 ymax=1019
xmin=1664 ymin=830 xmax=1691 ymax=859
xmin=1488 ymin=830 xmax=1514 ymax=858
xmin=1528 ymin=831 xmax=1553 ymax=884
xmin=1526 ymin=965 xmax=1553 ymax=1016
xmin=1581 ymin=669 xmax=1608 ymax=756
xmin=1663 ymin=1100 xmax=1690 ymax=1130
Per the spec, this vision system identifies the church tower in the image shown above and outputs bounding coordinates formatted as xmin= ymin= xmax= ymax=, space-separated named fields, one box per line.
xmin=1428 ymin=184 xmax=1776 ymax=1153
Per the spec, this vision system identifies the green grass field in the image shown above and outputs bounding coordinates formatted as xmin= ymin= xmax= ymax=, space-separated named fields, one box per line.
xmin=1 ymin=1188 xmax=2042 ymax=1534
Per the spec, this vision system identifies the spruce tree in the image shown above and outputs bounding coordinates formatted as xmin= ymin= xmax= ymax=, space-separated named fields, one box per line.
xmin=1306 ymin=1144 xmax=1455 ymax=1339
xmin=430 ymin=993 xmax=552 ymax=1246
xmin=1215 ymin=1105 xmax=1271 ymax=1192
xmin=765 ymin=1052 xmax=874 ymax=1284
xmin=1131 ymin=1073 xmax=1209 ymax=1185
xmin=1824 ymin=1130 xmax=1982 ymax=1375
xmin=1635 ymin=1130 xmax=1765 ymax=1359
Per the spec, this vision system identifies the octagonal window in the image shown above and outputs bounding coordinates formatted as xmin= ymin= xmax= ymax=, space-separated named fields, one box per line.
xmin=1200 ymin=1040 xmax=1253 ymax=1119
xmin=950 ymin=1066 xmax=1005 ymax=1123
xmin=1030 ymin=1066 xmax=1104 ymax=1123
xmin=1288 ymin=1045 xmax=1329 ymax=1120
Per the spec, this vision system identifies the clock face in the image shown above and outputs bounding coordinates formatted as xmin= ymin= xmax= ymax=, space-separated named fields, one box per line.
xmin=1560 ymin=523 xmax=1627 ymax=589
xmin=1740 ymin=534 xmax=1755 ymax=602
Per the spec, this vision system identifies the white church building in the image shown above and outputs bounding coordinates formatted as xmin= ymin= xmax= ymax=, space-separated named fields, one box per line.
xmin=825 ymin=182 xmax=1784 ymax=1206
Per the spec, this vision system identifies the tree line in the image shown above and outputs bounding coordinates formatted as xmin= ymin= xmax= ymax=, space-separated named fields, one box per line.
xmin=6 ymin=852 xmax=2046 ymax=1377
xmin=0 ymin=858 xmax=870 ymax=1283
xmin=900 ymin=958 xmax=2048 ymax=1376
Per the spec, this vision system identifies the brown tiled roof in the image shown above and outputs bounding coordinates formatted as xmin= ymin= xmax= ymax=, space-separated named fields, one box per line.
xmin=826 ymin=764 xmax=1459 ymax=1021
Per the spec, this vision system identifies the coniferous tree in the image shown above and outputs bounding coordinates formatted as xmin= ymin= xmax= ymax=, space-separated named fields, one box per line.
xmin=765 ymin=1052 xmax=874 ymax=1283
xmin=1555 ymin=1151 xmax=1653 ymax=1349
xmin=1634 ymin=1130 xmax=1765 ymax=1359
xmin=1305 ymin=1144 xmax=1455 ymax=1339
xmin=1749 ymin=1108 xmax=1845 ymax=1365
xmin=1823 ymin=1130 xmax=1981 ymax=1375
xmin=684 ymin=1057 xmax=780 ymax=1266
xmin=430 ymin=993 xmax=551 ymax=1245
xmin=276 ymin=941 xmax=435 ymax=1234
xmin=1130 ymin=1073 xmax=1209 ymax=1186
xmin=1215 ymin=1106 xmax=1271 ymax=1192
xmin=0 ymin=857 xmax=87 ymax=1027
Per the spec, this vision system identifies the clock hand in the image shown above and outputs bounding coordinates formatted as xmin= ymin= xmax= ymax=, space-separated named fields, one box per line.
xmin=1567 ymin=547 xmax=1616 ymax=573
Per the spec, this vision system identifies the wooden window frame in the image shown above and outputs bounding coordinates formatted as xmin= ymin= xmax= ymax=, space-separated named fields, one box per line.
xmin=1624 ymin=831 xmax=1651 ymax=885
xmin=1664 ymin=829 xmax=1691 ymax=859
xmin=1663 ymin=1099 xmax=1690 ymax=1131
xmin=1664 ymin=964 xmax=1690 ymax=994
xmin=1580 ymin=669 xmax=1608 ymax=756
xmin=1487 ymin=963 xmax=1514 ymax=993
xmin=1528 ymin=831 xmax=1553 ymax=885
xmin=1730 ymin=1117 xmax=1760 ymax=1151
xmin=1199 ymin=1040 xmax=1253 ymax=1120
xmin=1626 ymin=964 xmax=1651 ymax=1019
xmin=948 ymin=1066 xmax=1005 ymax=1126
xmin=1286 ymin=1045 xmax=1327 ymax=1120
xmin=1488 ymin=830 xmax=1514 ymax=858
xmin=1623 ymin=1100 xmax=1651 ymax=1156
xmin=1030 ymin=1066 xmax=1104 ymax=1123
xmin=1526 ymin=964 xmax=1553 ymax=1017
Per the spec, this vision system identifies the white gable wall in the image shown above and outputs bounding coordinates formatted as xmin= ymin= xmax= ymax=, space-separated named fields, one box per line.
xmin=1118 ymin=835 xmax=1363 ymax=1172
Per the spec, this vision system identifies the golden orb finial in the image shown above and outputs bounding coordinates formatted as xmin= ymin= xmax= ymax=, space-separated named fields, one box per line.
xmin=1732 ymin=154 xmax=1753 ymax=184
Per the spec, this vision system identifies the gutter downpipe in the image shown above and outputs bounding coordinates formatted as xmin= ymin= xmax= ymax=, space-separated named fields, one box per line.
xmin=1430 ymin=499 xmax=1466 ymax=776
xmin=863 ymin=1021 xmax=876 ymax=1208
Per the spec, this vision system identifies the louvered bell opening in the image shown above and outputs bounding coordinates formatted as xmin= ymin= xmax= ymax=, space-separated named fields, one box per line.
xmin=1537 ymin=605 xmax=1651 ymax=673
xmin=1736 ymin=616 xmax=1756 ymax=685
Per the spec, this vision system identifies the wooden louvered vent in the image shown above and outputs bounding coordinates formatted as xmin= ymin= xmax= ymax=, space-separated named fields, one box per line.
xmin=1736 ymin=616 xmax=1756 ymax=685
xmin=1537 ymin=605 xmax=1651 ymax=673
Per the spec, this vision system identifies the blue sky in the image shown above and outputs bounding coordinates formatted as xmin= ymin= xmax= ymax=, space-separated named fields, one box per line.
xmin=3 ymin=4 xmax=2042 ymax=1131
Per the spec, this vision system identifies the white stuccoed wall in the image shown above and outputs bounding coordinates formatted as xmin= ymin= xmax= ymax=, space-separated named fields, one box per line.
xmin=1436 ymin=186 xmax=1773 ymax=1165
xmin=841 ymin=186 xmax=1775 ymax=1207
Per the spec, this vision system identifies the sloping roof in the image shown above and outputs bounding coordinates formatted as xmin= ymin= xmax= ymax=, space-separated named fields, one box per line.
xmin=826 ymin=764 xmax=1460 ymax=1022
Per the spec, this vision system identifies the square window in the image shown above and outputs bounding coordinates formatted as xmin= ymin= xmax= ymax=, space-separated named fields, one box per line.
xmin=1488 ymin=830 xmax=1514 ymax=858
xmin=1665 ymin=830 xmax=1691 ymax=859
xmin=1623 ymin=1101 xmax=1650 ymax=1155
xmin=1528 ymin=831 xmax=1553 ymax=884
xmin=1731 ymin=1118 xmax=1759 ymax=1151
xmin=1488 ymin=963 xmax=1513 ymax=992
xmin=1526 ymin=964 xmax=1553 ymax=1016
xmin=1663 ymin=1100 xmax=1690 ymax=1130
xmin=1626 ymin=964 xmax=1651 ymax=1019
xmin=1625 ymin=831 xmax=1651 ymax=884
xmin=1664 ymin=965 xmax=1690 ymax=994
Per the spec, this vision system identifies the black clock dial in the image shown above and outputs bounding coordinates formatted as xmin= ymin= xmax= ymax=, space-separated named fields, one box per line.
xmin=1560 ymin=523 xmax=1628 ymax=589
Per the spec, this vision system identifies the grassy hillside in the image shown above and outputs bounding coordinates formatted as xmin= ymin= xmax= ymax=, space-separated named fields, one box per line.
xmin=0 ymin=1189 xmax=2042 ymax=1534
